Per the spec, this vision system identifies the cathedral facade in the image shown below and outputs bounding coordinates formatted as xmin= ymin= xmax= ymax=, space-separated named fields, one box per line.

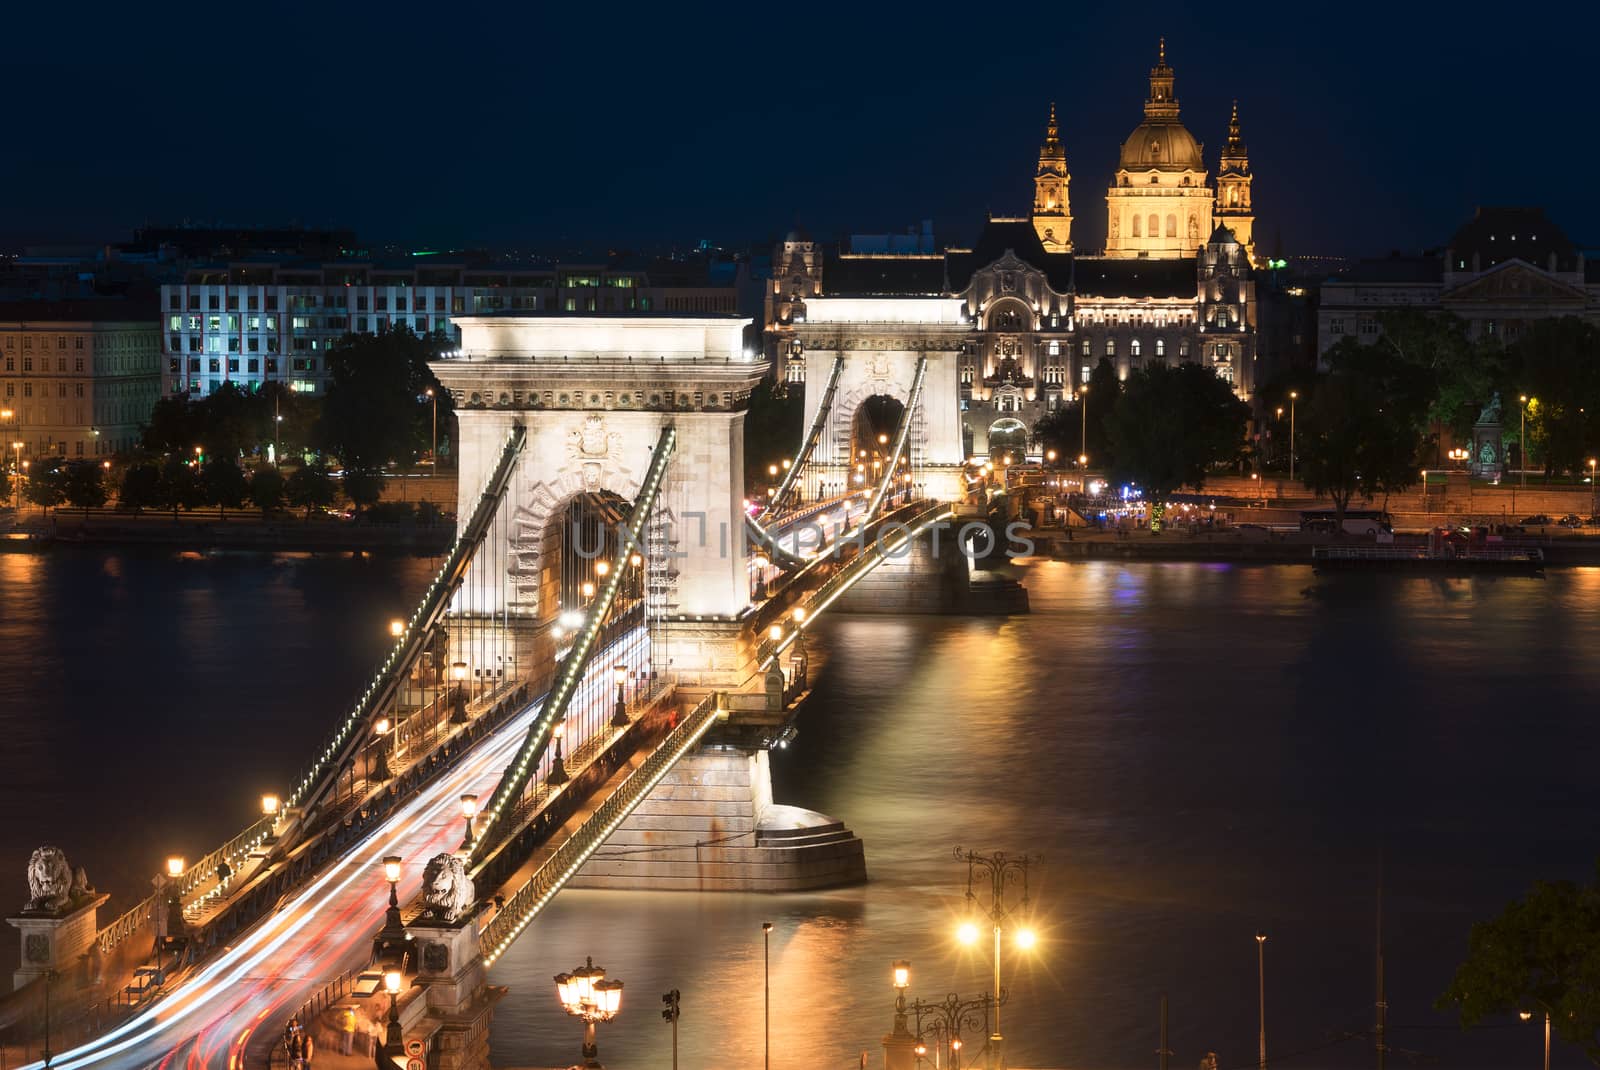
xmin=766 ymin=41 xmax=1262 ymax=459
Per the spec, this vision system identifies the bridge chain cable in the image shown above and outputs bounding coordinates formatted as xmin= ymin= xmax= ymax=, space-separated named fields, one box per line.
xmin=479 ymin=692 xmax=723 ymax=966
xmin=759 ymin=353 xmax=845 ymax=523
xmin=861 ymin=355 xmax=928 ymax=521
xmin=470 ymin=424 xmax=678 ymax=866
xmin=90 ymin=425 xmax=529 ymax=957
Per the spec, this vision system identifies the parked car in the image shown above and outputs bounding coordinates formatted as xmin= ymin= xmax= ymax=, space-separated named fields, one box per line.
xmin=1519 ymin=514 xmax=1552 ymax=526
xmin=1558 ymin=513 xmax=1583 ymax=528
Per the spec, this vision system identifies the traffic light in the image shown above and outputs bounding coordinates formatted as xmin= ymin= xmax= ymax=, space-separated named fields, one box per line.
xmin=661 ymin=988 xmax=681 ymax=1023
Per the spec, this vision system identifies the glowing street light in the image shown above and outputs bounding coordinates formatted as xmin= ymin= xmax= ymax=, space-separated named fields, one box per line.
xmin=554 ymin=956 xmax=624 ymax=1069
xmin=379 ymin=855 xmax=405 ymax=941
xmin=371 ymin=716 xmax=393 ymax=781
xmin=389 ymin=618 xmax=404 ymax=638
xmin=261 ymin=794 xmax=279 ymax=818
xmin=459 ymin=794 xmax=478 ymax=848
xmin=611 ymin=663 xmax=630 ymax=727
xmin=382 ymin=968 xmax=405 ymax=1059
xmin=595 ymin=560 xmax=610 ymax=578
xmin=548 ymin=720 xmax=570 ymax=785
xmin=166 ymin=857 xmax=185 ymax=879
xmin=581 ymin=581 xmax=596 ymax=600
xmin=892 ymin=960 xmax=912 ymax=1036
xmin=955 ymin=849 xmax=1039 ymax=1067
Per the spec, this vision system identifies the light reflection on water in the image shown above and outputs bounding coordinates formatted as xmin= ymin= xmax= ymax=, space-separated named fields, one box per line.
xmin=4 ymin=551 xmax=1599 ymax=1068
xmin=490 ymin=561 xmax=1600 ymax=1069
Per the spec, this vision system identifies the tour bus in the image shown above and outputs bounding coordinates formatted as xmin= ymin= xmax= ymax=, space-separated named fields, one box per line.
xmin=1299 ymin=509 xmax=1394 ymax=536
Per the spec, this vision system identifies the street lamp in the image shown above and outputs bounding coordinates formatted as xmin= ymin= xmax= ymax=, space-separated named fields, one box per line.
xmin=1519 ymin=394 xmax=1532 ymax=488
xmin=1256 ymin=932 xmax=1267 ymax=1070
xmin=10 ymin=441 xmax=23 ymax=513
xmin=424 ymin=387 xmax=438 ymax=469
xmin=372 ymin=716 xmax=393 ymax=781
xmin=892 ymin=960 xmax=912 ymax=1035
xmin=554 ymin=956 xmax=623 ymax=1069
xmin=762 ymin=922 xmax=774 ymax=1070
xmin=1519 ymin=1009 xmax=1550 ymax=1070
xmin=166 ymin=857 xmax=185 ymax=880
xmin=383 ymin=968 xmax=405 ymax=1061
xmin=954 ymin=848 xmax=1038 ymax=1070
xmin=450 ymin=659 xmax=469 ymax=725
xmin=389 ymin=618 xmax=405 ymax=639
xmin=611 ymin=663 xmax=630 ymax=727
xmin=1079 ymin=384 xmax=1089 ymax=461
xmin=459 ymin=794 xmax=478 ymax=849
xmin=548 ymin=720 xmax=570 ymax=785
xmin=1288 ymin=390 xmax=1298 ymax=482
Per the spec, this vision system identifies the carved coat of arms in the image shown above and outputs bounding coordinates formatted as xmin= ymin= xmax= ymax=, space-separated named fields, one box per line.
xmin=568 ymin=414 xmax=623 ymax=491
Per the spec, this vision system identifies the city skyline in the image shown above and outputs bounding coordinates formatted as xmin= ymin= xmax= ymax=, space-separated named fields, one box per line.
xmin=5 ymin=4 xmax=1596 ymax=256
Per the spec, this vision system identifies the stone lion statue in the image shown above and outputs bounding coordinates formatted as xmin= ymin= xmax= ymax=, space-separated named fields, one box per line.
xmin=26 ymin=847 xmax=73 ymax=913
xmin=421 ymin=853 xmax=475 ymax=923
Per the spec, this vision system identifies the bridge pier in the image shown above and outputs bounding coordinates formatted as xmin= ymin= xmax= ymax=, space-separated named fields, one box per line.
xmin=568 ymin=743 xmax=866 ymax=892
xmin=403 ymin=916 xmax=502 ymax=1070
xmin=831 ymin=519 xmax=1030 ymax=615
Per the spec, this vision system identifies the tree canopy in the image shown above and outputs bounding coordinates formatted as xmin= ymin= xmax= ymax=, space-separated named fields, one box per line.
xmin=1036 ymin=358 xmax=1122 ymax=467
xmin=1438 ymin=863 xmax=1600 ymax=1066
xmin=1105 ymin=362 xmax=1249 ymax=504
xmin=316 ymin=327 xmax=450 ymax=476
xmin=22 ymin=460 xmax=68 ymax=511
xmin=62 ymin=462 xmax=109 ymax=510
xmin=286 ymin=464 xmax=337 ymax=519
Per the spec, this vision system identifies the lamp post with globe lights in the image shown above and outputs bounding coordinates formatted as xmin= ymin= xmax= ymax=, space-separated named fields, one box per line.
xmin=554 ymin=956 xmax=623 ymax=1069
xmin=611 ymin=663 xmax=629 ymax=727
xmin=459 ymin=794 xmax=478 ymax=849
xmin=548 ymin=719 xmax=570 ymax=785
xmin=954 ymin=848 xmax=1038 ymax=1070
xmin=450 ymin=659 xmax=469 ymax=724
xmin=371 ymin=717 xmax=393 ymax=782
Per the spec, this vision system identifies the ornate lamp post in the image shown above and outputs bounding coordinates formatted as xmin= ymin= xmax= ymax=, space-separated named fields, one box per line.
xmin=261 ymin=794 xmax=280 ymax=845
xmin=892 ymin=960 xmax=912 ymax=1035
xmin=954 ymin=848 xmax=1038 ymax=1070
xmin=450 ymin=659 xmax=469 ymax=724
xmin=610 ymin=664 xmax=629 ymax=727
xmin=911 ymin=990 xmax=1004 ymax=1070
xmin=459 ymin=794 xmax=478 ymax=849
xmin=1289 ymin=390 xmax=1298 ymax=482
xmin=1518 ymin=1009 xmax=1551 ymax=1070
xmin=383 ymin=968 xmax=405 ymax=1061
xmin=1256 ymin=932 xmax=1267 ymax=1070
xmin=548 ymin=720 xmax=571 ymax=785
xmin=371 ymin=716 xmax=393 ymax=781
xmin=554 ymin=956 xmax=623 ymax=1068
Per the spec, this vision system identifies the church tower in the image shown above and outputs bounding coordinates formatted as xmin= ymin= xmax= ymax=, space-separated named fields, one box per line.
xmin=1032 ymin=103 xmax=1072 ymax=253
xmin=1104 ymin=39 xmax=1213 ymax=259
xmin=1213 ymin=100 xmax=1257 ymax=264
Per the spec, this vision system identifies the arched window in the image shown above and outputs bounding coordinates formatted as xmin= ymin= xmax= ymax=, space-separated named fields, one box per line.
xmin=1048 ymin=340 xmax=1060 ymax=356
xmin=1148 ymin=214 xmax=1160 ymax=238
xmin=1166 ymin=214 xmax=1177 ymax=237
xmin=1081 ymin=339 xmax=1092 ymax=357
xmin=1131 ymin=215 xmax=1141 ymax=238
xmin=1105 ymin=338 xmax=1116 ymax=357
xmin=1155 ymin=338 xmax=1166 ymax=357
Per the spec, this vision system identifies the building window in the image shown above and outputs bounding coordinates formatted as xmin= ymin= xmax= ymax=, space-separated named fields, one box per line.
xmin=1048 ymin=340 xmax=1060 ymax=356
xmin=1131 ymin=215 xmax=1142 ymax=238
xmin=1148 ymin=214 xmax=1159 ymax=238
xmin=1166 ymin=214 xmax=1177 ymax=237
xmin=1080 ymin=364 xmax=1092 ymax=384
xmin=169 ymin=294 xmax=181 ymax=310
xmin=1179 ymin=339 xmax=1189 ymax=358
xmin=208 ymin=295 xmax=220 ymax=310
xmin=1105 ymin=338 xmax=1116 ymax=357
xmin=1131 ymin=338 xmax=1142 ymax=358
xmin=1155 ymin=338 xmax=1166 ymax=357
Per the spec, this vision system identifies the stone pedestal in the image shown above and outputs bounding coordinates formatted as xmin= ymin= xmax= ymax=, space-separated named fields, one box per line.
xmin=7 ymin=893 xmax=108 ymax=989
xmin=882 ymin=1027 xmax=917 ymax=1070
xmin=406 ymin=917 xmax=498 ymax=1070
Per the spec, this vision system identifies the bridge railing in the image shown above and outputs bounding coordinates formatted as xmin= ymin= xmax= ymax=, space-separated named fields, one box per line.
xmin=478 ymin=691 xmax=723 ymax=966
xmin=863 ymin=355 xmax=927 ymax=519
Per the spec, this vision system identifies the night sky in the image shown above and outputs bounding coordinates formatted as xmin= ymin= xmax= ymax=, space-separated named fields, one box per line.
xmin=6 ymin=2 xmax=1596 ymax=257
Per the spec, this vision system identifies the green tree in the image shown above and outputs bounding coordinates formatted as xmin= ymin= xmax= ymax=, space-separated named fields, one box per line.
xmin=249 ymin=466 xmax=285 ymax=515
xmin=1104 ymin=363 xmax=1249 ymax=526
xmin=1036 ymin=358 xmax=1122 ymax=468
xmin=22 ymin=459 xmax=68 ymax=512
xmin=343 ymin=470 xmax=386 ymax=511
xmin=1502 ymin=318 xmax=1600 ymax=476
xmin=285 ymin=463 xmax=337 ymax=520
xmin=202 ymin=457 xmax=248 ymax=515
xmin=742 ymin=377 xmax=805 ymax=488
xmin=1297 ymin=365 xmax=1425 ymax=528
xmin=119 ymin=464 xmax=163 ymax=515
xmin=318 ymin=326 xmax=447 ymax=474
xmin=62 ymin=462 xmax=109 ymax=511
xmin=1438 ymin=863 xmax=1600 ymax=1065
xmin=159 ymin=456 xmax=206 ymax=519
xmin=0 ymin=466 xmax=11 ymax=506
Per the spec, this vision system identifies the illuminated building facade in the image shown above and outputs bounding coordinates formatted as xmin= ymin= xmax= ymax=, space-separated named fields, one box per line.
xmin=161 ymin=259 xmax=741 ymax=398
xmin=766 ymin=41 xmax=1259 ymax=457
xmin=0 ymin=300 xmax=162 ymax=460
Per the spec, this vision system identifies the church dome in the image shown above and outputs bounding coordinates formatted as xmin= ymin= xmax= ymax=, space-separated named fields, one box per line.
xmin=1119 ymin=119 xmax=1204 ymax=172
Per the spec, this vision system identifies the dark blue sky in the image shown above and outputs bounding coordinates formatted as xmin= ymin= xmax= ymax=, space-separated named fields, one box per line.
xmin=6 ymin=1 xmax=1596 ymax=256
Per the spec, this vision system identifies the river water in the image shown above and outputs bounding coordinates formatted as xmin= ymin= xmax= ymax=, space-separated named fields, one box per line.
xmin=3 ymin=550 xmax=1597 ymax=1068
